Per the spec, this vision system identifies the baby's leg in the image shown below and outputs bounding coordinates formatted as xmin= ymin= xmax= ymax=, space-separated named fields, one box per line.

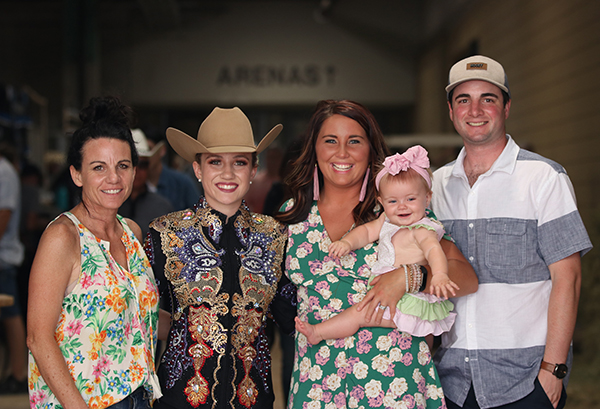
xmin=295 ymin=305 xmax=395 ymax=344
xmin=425 ymin=334 xmax=434 ymax=351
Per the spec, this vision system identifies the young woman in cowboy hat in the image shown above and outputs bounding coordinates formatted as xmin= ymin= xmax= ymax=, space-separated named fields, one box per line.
xmin=146 ymin=107 xmax=296 ymax=409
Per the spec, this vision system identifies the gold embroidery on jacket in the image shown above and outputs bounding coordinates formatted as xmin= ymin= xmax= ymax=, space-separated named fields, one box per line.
xmin=152 ymin=205 xmax=287 ymax=408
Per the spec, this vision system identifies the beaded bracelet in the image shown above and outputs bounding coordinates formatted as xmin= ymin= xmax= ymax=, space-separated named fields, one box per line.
xmin=409 ymin=264 xmax=423 ymax=293
xmin=403 ymin=264 xmax=410 ymax=294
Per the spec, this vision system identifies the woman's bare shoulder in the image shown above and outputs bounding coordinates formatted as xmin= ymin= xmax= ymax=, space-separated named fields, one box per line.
xmin=30 ymin=214 xmax=81 ymax=287
xmin=39 ymin=215 xmax=80 ymax=249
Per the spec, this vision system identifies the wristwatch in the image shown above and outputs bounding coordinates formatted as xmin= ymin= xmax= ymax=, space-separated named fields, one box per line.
xmin=540 ymin=360 xmax=568 ymax=379
xmin=418 ymin=266 xmax=428 ymax=292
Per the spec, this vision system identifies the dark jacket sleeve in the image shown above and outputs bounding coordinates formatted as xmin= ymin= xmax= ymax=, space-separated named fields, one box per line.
xmin=144 ymin=228 xmax=170 ymax=309
xmin=269 ymin=268 xmax=297 ymax=337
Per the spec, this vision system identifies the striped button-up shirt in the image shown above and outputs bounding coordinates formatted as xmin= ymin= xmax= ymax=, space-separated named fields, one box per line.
xmin=431 ymin=135 xmax=592 ymax=408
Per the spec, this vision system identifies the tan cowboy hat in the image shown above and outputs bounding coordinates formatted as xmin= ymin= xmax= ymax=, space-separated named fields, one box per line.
xmin=166 ymin=107 xmax=283 ymax=163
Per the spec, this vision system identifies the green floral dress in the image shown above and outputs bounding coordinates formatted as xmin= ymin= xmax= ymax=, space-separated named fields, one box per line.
xmin=284 ymin=201 xmax=446 ymax=409
xmin=28 ymin=212 xmax=161 ymax=409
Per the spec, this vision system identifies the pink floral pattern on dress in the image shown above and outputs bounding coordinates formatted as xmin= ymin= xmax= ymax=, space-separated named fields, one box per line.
xmin=285 ymin=201 xmax=446 ymax=409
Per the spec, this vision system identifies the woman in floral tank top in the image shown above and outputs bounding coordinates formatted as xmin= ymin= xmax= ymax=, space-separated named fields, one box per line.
xmin=27 ymin=96 xmax=161 ymax=409
xmin=277 ymin=100 xmax=478 ymax=408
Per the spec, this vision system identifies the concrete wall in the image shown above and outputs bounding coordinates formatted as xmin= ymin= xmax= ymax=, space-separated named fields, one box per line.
xmin=103 ymin=1 xmax=416 ymax=107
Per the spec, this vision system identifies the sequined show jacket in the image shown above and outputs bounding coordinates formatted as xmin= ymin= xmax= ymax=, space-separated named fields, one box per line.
xmin=147 ymin=198 xmax=296 ymax=409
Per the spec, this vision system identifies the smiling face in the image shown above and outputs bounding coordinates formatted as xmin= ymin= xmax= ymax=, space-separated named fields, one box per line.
xmin=377 ymin=174 xmax=431 ymax=227
xmin=448 ymin=80 xmax=511 ymax=148
xmin=70 ymin=137 xmax=135 ymax=212
xmin=315 ymin=114 xmax=370 ymax=196
xmin=193 ymin=152 xmax=257 ymax=217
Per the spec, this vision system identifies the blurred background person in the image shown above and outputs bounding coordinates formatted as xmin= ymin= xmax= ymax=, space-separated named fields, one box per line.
xmin=0 ymin=142 xmax=27 ymax=395
xmin=18 ymin=163 xmax=51 ymax=325
xmin=143 ymin=127 xmax=200 ymax=211
xmin=119 ymin=129 xmax=173 ymax=238
xmin=263 ymin=137 xmax=303 ymax=217
xmin=244 ymin=145 xmax=283 ymax=213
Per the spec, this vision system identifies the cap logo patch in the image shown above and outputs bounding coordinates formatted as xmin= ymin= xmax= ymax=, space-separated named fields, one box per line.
xmin=467 ymin=62 xmax=488 ymax=70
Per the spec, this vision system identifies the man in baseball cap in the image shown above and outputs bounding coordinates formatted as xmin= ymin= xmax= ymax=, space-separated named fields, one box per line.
xmin=430 ymin=55 xmax=592 ymax=409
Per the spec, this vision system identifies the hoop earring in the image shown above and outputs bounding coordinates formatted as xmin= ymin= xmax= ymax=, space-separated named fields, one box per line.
xmin=313 ymin=165 xmax=320 ymax=201
xmin=359 ymin=167 xmax=370 ymax=202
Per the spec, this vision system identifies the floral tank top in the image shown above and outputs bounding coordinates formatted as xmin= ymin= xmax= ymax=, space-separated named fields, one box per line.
xmin=28 ymin=212 xmax=161 ymax=409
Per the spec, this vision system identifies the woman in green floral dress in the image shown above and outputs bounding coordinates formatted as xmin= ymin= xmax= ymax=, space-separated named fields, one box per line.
xmin=277 ymin=100 xmax=478 ymax=409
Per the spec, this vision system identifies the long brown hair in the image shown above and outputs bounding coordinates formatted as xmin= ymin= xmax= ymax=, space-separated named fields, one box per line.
xmin=277 ymin=100 xmax=390 ymax=225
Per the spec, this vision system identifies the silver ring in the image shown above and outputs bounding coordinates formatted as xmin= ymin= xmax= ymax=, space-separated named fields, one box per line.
xmin=378 ymin=304 xmax=387 ymax=311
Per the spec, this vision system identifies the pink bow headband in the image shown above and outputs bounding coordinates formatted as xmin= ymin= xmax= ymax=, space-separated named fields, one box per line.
xmin=375 ymin=145 xmax=431 ymax=190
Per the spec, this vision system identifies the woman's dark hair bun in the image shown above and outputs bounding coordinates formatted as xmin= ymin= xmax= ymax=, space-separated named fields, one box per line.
xmin=79 ymin=96 xmax=132 ymax=129
xmin=67 ymin=95 xmax=139 ymax=171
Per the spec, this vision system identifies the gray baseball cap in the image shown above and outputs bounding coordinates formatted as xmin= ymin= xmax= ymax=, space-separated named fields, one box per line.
xmin=446 ymin=55 xmax=510 ymax=98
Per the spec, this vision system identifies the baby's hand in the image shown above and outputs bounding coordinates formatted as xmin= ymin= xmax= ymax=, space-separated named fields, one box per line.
xmin=329 ymin=240 xmax=351 ymax=257
xmin=430 ymin=273 xmax=460 ymax=299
